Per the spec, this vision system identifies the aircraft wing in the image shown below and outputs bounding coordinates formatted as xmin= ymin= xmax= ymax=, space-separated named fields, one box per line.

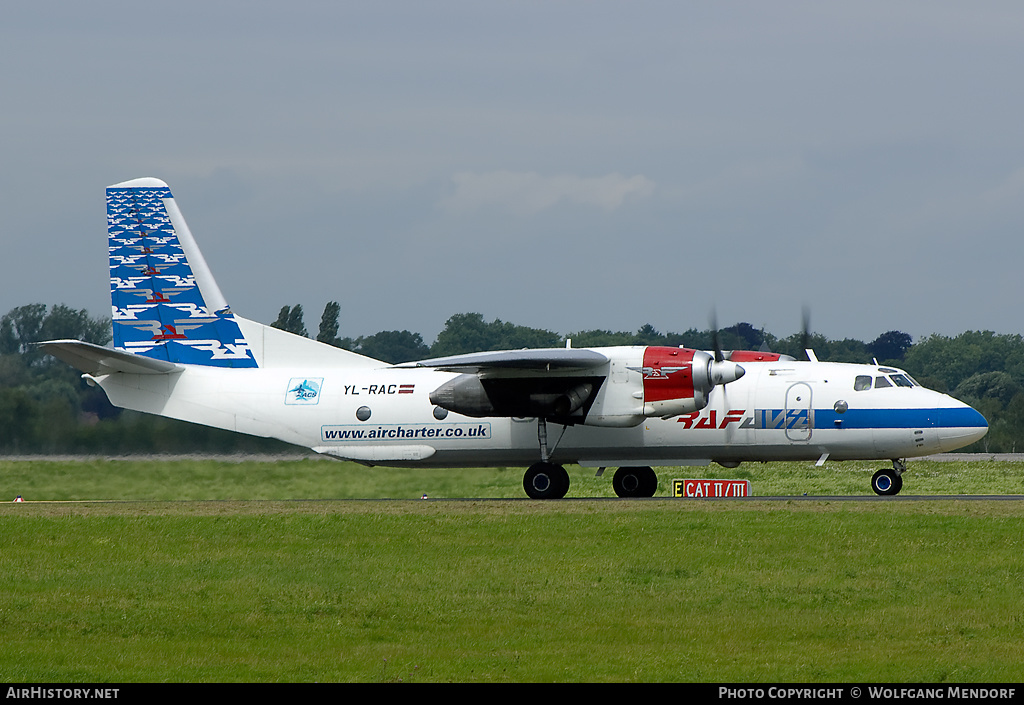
xmin=398 ymin=348 xmax=611 ymax=422
xmin=39 ymin=340 xmax=183 ymax=376
xmin=397 ymin=348 xmax=609 ymax=373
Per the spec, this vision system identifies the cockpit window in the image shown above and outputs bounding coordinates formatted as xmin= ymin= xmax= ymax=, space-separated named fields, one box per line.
xmin=858 ymin=371 xmax=919 ymax=391
xmin=890 ymin=374 xmax=914 ymax=388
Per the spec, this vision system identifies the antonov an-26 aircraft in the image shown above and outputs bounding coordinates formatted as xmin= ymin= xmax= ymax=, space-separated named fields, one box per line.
xmin=43 ymin=178 xmax=989 ymax=498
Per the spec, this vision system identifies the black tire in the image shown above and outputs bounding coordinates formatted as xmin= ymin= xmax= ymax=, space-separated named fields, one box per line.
xmin=612 ymin=466 xmax=658 ymax=498
xmin=523 ymin=462 xmax=570 ymax=499
xmin=871 ymin=468 xmax=904 ymax=496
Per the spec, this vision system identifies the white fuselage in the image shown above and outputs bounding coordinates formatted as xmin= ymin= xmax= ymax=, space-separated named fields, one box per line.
xmin=92 ymin=346 xmax=988 ymax=469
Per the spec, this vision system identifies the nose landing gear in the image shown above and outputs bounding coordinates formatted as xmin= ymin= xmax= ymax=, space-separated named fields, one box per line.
xmin=871 ymin=459 xmax=906 ymax=496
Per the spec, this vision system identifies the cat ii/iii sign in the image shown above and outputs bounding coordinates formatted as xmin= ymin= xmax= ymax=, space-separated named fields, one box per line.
xmin=672 ymin=479 xmax=751 ymax=498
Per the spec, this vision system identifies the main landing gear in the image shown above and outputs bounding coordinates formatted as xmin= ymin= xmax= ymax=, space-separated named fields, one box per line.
xmin=520 ymin=418 xmax=661 ymax=499
xmin=612 ymin=466 xmax=658 ymax=498
xmin=523 ymin=418 xmax=571 ymax=499
xmin=871 ymin=459 xmax=906 ymax=496
xmin=523 ymin=462 xmax=571 ymax=500
xmin=522 ymin=462 xmax=660 ymax=499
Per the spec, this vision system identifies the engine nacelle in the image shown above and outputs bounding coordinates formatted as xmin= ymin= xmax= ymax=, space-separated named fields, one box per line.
xmin=427 ymin=345 xmax=744 ymax=427
xmin=640 ymin=346 xmax=709 ymax=418
xmin=640 ymin=346 xmax=744 ymax=418
xmin=429 ymin=374 xmax=599 ymax=421
xmin=430 ymin=374 xmax=493 ymax=416
xmin=586 ymin=346 xmax=745 ymax=425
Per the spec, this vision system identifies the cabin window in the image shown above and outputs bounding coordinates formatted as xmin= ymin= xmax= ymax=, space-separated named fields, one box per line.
xmin=874 ymin=376 xmax=892 ymax=388
xmin=854 ymin=375 xmax=872 ymax=391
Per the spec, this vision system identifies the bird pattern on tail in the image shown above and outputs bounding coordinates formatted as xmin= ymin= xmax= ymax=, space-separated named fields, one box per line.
xmin=107 ymin=182 xmax=258 ymax=367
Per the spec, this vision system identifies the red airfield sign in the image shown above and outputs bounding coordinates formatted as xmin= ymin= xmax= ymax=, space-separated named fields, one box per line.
xmin=672 ymin=479 xmax=751 ymax=498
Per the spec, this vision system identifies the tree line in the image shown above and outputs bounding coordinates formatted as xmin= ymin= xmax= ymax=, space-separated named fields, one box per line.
xmin=276 ymin=304 xmax=919 ymax=365
xmin=1 ymin=301 xmax=1022 ymax=454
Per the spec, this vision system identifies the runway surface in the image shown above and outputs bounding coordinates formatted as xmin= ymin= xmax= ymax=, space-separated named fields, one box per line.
xmin=8 ymin=494 xmax=1024 ymax=504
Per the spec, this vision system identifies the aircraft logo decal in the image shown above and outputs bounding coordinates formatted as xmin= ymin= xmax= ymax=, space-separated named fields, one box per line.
xmin=627 ymin=364 xmax=690 ymax=379
xmin=286 ymin=378 xmax=323 ymax=405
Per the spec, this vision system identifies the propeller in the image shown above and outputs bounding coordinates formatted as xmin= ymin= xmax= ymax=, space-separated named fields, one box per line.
xmin=707 ymin=308 xmax=744 ymax=386
xmin=709 ymin=308 xmax=724 ymax=363
xmin=706 ymin=310 xmax=743 ymax=444
xmin=800 ymin=306 xmax=810 ymax=356
xmin=800 ymin=305 xmax=817 ymax=362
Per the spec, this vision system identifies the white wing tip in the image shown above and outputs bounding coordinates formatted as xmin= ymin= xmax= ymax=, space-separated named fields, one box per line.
xmin=108 ymin=177 xmax=169 ymax=190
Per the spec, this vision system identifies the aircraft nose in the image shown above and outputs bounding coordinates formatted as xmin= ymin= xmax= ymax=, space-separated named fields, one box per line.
xmin=935 ymin=401 xmax=989 ymax=451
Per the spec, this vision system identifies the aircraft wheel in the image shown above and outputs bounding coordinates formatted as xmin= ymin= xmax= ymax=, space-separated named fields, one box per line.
xmin=612 ymin=466 xmax=658 ymax=498
xmin=871 ymin=468 xmax=903 ymax=496
xmin=523 ymin=462 xmax=570 ymax=499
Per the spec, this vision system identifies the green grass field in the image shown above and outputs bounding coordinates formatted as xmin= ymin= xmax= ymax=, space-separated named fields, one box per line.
xmin=3 ymin=455 xmax=1024 ymax=500
xmin=2 ymin=457 xmax=1024 ymax=682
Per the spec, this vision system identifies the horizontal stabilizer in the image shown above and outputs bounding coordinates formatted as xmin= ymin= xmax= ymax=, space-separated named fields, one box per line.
xmin=40 ymin=340 xmax=183 ymax=376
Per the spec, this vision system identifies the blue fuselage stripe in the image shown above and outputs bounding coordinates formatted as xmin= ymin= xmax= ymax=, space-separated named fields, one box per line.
xmin=815 ymin=407 xmax=987 ymax=429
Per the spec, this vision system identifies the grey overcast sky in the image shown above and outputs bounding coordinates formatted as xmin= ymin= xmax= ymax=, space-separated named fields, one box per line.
xmin=2 ymin=1 xmax=1023 ymax=346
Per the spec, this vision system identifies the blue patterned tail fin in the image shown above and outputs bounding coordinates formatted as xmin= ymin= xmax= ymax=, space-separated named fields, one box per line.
xmin=107 ymin=178 xmax=258 ymax=368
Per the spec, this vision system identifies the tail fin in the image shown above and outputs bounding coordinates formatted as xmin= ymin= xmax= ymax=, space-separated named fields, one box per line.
xmin=107 ymin=178 xmax=258 ymax=368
